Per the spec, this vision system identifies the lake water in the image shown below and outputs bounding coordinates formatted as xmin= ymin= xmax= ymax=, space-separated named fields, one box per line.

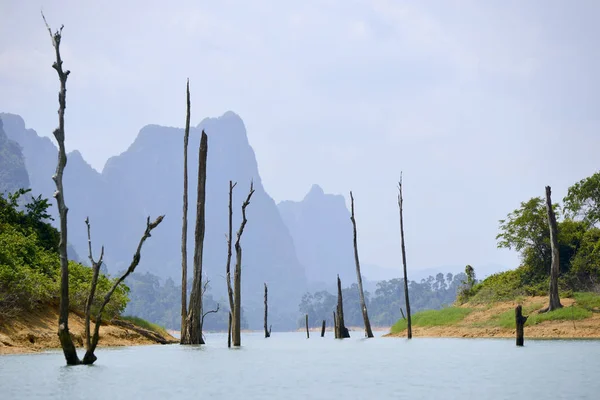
xmin=1 ymin=332 xmax=599 ymax=399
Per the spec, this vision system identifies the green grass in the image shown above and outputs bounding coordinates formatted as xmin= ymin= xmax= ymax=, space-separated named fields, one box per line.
xmin=120 ymin=315 xmax=169 ymax=337
xmin=390 ymin=307 xmax=473 ymax=334
xmin=574 ymin=292 xmax=600 ymax=311
xmin=488 ymin=303 xmax=591 ymax=329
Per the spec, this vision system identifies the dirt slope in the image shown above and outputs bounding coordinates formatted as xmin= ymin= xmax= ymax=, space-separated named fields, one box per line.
xmin=0 ymin=306 xmax=176 ymax=355
xmin=385 ymin=296 xmax=600 ymax=339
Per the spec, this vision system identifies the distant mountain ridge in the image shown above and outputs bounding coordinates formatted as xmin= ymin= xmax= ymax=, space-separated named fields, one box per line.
xmin=0 ymin=111 xmax=306 ymax=328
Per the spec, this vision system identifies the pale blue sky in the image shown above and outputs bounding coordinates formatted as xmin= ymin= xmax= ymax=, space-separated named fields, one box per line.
xmin=1 ymin=0 xmax=599 ymax=274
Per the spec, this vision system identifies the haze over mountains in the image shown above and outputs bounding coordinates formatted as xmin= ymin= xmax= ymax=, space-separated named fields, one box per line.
xmin=2 ymin=110 xmax=416 ymax=326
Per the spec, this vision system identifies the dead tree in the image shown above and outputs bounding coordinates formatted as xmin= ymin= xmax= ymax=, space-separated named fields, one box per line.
xmin=542 ymin=186 xmax=563 ymax=313
xmin=83 ymin=218 xmax=103 ymax=352
xmin=336 ymin=275 xmax=350 ymax=338
xmin=515 ymin=305 xmax=528 ymax=346
xmin=200 ymin=278 xmax=220 ymax=334
xmin=183 ymin=130 xmax=208 ymax=344
xmin=42 ymin=14 xmax=79 ymax=365
xmin=233 ymin=182 xmax=255 ymax=347
xmin=321 ymin=320 xmax=326 ymax=337
xmin=398 ymin=175 xmax=413 ymax=338
xmin=227 ymin=312 xmax=232 ymax=348
xmin=225 ymin=180 xmax=237 ymax=342
xmin=264 ymin=283 xmax=271 ymax=338
xmin=82 ymin=216 xmax=164 ymax=364
xmin=305 ymin=314 xmax=310 ymax=338
xmin=180 ymin=79 xmax=191 ymax=341
xmin=333 ymin=311 xmax=338 ymax=338
xmin=349 ymin=191 xmax=374 ymax=338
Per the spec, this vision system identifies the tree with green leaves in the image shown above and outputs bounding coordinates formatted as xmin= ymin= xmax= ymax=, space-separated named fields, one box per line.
xmin=564 ymin=171 xmax=600 ymax=227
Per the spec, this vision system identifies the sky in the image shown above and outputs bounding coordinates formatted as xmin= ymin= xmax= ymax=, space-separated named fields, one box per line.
xmin=1 ymin=0 xmax=599 ymax=275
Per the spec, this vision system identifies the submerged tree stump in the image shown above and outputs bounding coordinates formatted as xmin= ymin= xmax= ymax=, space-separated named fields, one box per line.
xmin=305 ymin=314 xmax=310 ymax=339
xmin=321 ymin=319 xmax=326 ymax=337
xmin=515 ymin=305 xmax=528 ymax=346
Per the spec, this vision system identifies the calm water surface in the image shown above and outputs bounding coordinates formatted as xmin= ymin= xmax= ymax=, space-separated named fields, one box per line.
xmin=1 ymin=332 xmax=599 ymax=399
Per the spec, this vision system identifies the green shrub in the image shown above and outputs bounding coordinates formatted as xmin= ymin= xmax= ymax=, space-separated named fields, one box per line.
xmin=119 ymin=315 xmax=168 ymax=337
xmin=574 ymin=292 xmax=600 ymax=311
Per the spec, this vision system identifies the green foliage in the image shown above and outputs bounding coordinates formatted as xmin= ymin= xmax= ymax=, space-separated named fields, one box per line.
xmin=564 ymin=171 xmax=600 ymax=227
xmin=68 ymin=261 xmax=129 ymax=320
xmin=567 ymin=228 xmax=600 ymax=289
xmin=573 ymin=292 xmax=600 ymax=311
xmin=390 ymin=307 xmax=473 ymax=333
xmin=119 ymin=315 xmax=169 ymax=337
xmin=299 ymin=273 xmax=468 ymax=328
xmin=0 ymin=190 xmax=128 ymax=321
xmin=465 ymin=267 xmax=549 ymax=304
xmin=490 ymin=304 xmax=591 ymax=329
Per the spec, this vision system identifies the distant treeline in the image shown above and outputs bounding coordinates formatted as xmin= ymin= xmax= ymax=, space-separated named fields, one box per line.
xmin=298 ymin=273 xmax=467 ymax=328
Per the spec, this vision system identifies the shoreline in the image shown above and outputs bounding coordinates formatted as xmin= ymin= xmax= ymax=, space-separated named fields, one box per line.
xmin=0 ymin=306 xmax=177 ymax=355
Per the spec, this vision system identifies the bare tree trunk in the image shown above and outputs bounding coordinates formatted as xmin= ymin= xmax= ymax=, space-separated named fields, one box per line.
xmin=200 ymin=278 xmax=219 ymax=331
xmin=398 ymin=175 xmax=413 ymax=339
xmin=227 ymin=311 xmax=232 ymax=348
xmin=321 ymin=320 xmax=326 ymax=337
xmin=226 ymin=181 xmax=236 ymax=333
xmin=180 ymin=79 xmax=191 ymax=342
xmin=400 ymin=308 xmax=406 ymax=320
xmin=349 ymin=192 xmax=374 ymax=338
xmin=305 ymin=314 xmax=310 ymax=338
xmin=42 ymin=15 xmax=80 ymax=366
xmin=82 ymin=216 xmax=164 ymax=364
xmin=333 ymin=311 xmax=338 ymax=338
xmin=184 ymin=131 xmax=208 ymax=345
xmin=264 ymin=283 xmax=270 ymax=338
xmin=233 ymin=182 xmax=255 ymax=347
xmin=515 ymin=305 xmax=528 ymax=346
xmin=542 ymin=186 xmax=563 ymax=312
xmin=336 ymin=275 xmax=350 ymax=339
xmin=83 ymin=217 xmax=103 ymax=351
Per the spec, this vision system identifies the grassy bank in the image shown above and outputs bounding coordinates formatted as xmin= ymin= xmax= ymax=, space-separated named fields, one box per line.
xmin=387 ymin=292 xmax=600 ymax=339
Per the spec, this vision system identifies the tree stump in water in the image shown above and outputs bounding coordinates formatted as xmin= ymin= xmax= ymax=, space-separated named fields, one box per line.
xmin=515 ymin=305 xmax=528 ymax=346
xmin=321 ymin=320 xmax=326 ymax=337
xmin=305 ymin=314 xmax=310 ymax=339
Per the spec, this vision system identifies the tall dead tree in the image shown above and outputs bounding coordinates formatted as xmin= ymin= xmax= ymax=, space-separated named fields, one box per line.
xmin=305 ymin=314 xmax=310 ymax=339
xmin=542 ymin=186 xmax=563 ymax=312
xmin=333 ymin=311 xmax=338 ymax=338
xmin=321 ymin=320 xmax=326 ymax=337
xmin=183 ymin=130 xmax=208 ymax=344
xmin=82 ymin=216 xmax=164 ymax=364
xmin=349 ymin=192 xmax=374 ymax=338
xmin=225 ymin=181 xmax=237 ymax=332
xmin=180 ymin=79 xmax=191 ymax=341
xmin=83 ymin=218 xmax=103 ymax=352
xmin=233 ymin=182 xmax=255 ymax=347
xmin=42 ymin=14 xmax=79 ymax=365
xmin=264 ymin=283 xmax=271 ymax=338
xmin=398 ymin=174 xmax=412 ymax=339
xmin=336 ymin=275 xmax=350 ymax=338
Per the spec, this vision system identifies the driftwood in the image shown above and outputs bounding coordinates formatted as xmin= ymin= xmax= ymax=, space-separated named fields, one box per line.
xmin=42 ymin=13 xmax=80 ymax=366
xmin=111 ymin=319 xmax=175 ymax=344
xmin=264 ymin=283 xmax=271 ymax=338
xmin=183 ymin=130 xmax=208 ymax=345
xmin=541 ymin=186 xmax=562 ymax=313
xmin=349 ymin=192 xmax=374 ymax=338
xmin=305 ymin=314 xmax=310 ymax=339
xmin=180 ymin=79 xmax=191 ymax=341
xmin=233 ymin=182 xmax=255 ymax=346
xmin=336 ymin=275 xmax=350 ymax=338
xmin=398 ymin=175 xmax=412 ymax=339
xmin=321 ymin=320 xmax=326 ymax=337
xmin=515 ymin=305 xmax=528 ymax=346
xmin=83 ymin=216 xmax=164 ymax=364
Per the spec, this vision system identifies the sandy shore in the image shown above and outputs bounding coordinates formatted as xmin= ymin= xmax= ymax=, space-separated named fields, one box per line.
xmin=0 ymin=306 xmax=177 ymax=355
xmin=384 ymin=296 xmax=600 ymax=339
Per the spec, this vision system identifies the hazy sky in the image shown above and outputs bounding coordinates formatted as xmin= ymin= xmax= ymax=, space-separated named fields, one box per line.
xmin=1 ymin=1 xmax=599 ymax=274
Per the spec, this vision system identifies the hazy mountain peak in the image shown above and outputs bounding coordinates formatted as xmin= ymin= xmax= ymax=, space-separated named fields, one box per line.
xmin=305 ymin=184 xmax=325 ymax=199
